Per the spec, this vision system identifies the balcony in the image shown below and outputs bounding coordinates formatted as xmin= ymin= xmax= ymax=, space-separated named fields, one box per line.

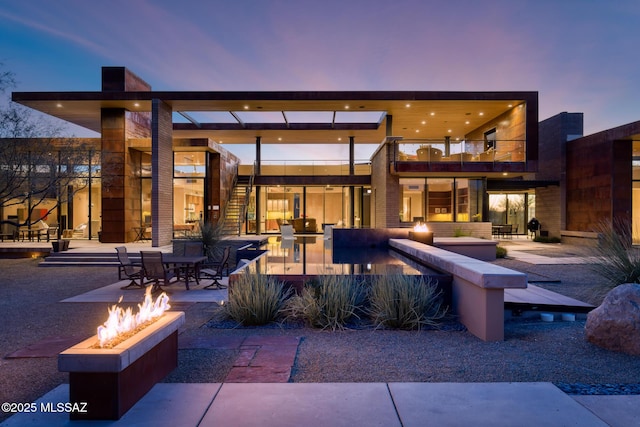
xmin=391 ymin=140 xmax=527 ymax=174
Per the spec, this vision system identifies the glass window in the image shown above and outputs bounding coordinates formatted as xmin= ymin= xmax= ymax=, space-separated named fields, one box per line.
xmin=174 ymin=152 xmax=206 ymax=177
xmin=174 ymin=178 xmax=204 ymax=224
xmin=427 ymin=178 xmax=453 ymax=221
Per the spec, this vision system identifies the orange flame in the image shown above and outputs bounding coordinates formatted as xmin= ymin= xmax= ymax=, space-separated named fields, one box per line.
xmin=413 ymin=223 xmax=429 ymax=232
xmin=97 ymin=286 xmax=170 ymax=348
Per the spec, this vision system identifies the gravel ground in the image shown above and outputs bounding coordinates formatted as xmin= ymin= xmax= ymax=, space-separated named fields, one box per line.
xmin=1 ymin=247 xmax=640 ymax=422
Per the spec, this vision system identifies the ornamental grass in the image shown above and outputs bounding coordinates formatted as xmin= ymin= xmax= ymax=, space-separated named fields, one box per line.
xmin=284 ymin=274 xmax=367 ymax=331
xmin=369 ymin=274 xmax=445 ymax=330
xmin=222 ymin=271 xmax=291 ymax=326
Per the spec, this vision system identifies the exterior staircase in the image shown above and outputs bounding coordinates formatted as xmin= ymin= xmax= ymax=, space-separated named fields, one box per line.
xmin=221 ymin=175 xmax=252 ymax=236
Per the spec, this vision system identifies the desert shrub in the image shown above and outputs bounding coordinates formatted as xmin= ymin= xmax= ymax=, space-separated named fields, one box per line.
xmin=222 ymin=271 xmax=291 ymax=326
xmin=496 ymin=245 xmax=507 ymax=258
xmin=369 ymin=274 xmax=446 ymax=330
xmin=453 ymin=227 xmax=470 ymax=237
xmin=283 ymin=275 xmax=367 ymax=330
xmin=589 ymin=218 xmax=640 ymax=290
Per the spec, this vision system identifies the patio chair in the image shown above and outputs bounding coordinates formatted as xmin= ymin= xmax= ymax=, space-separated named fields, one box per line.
xmin=116 ymin=246 xmax=145 ymax=290
xmin=200 ymin=245 xmax=231 ymax=290
xmin=141 ymin=251 xmax=177 ymax=293
xmin=280 ymin=224 xmax=295 ymax=240
xmin=179 ymin=241 xmax=205 ymax=284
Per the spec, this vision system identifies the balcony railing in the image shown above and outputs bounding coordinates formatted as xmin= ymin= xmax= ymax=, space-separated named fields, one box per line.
xmin=394 ymin=140 xmax=526 ymax=164
xmin=239 ymin=160 xmax=371 ymax=176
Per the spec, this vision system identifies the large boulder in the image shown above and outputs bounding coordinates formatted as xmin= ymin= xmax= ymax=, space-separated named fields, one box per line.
xmin=585 ymin=283 xmax=640 ymax=355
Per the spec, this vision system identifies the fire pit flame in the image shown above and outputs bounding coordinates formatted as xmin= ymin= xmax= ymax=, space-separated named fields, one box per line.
xmin=414 ymin=223 xmax=429 ymax=232
xmin=97 ymin=286 xmax=170 ymax=348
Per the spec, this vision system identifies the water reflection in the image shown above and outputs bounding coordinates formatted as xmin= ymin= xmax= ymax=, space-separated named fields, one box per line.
xmin=259 ymin=236 xmax=422 ymax=276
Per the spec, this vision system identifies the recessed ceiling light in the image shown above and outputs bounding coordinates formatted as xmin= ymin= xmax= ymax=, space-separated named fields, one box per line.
xmin=456 ymin=137 xmax=460 ymax=141
xmin=447 ymin=129 xmax=452 ymax=133
xmin=338 ymin=137 xmax=342 ymax=141
xmin=430 ymin=112 xmax=435 ymax=116
xmin=56 ymin=103 xmax=62 ymax=108
xmin=406 ymin=103 xmax=411 ymax=108
xmin=465 ymin=121 xmax=470 ymax=125
xmin=244 ymin=105 xmax=249 ymax=109
xmin=415 ymin=129 xmax=420 ymax=133
xmin=278 ymin=137 xmax=282 ymax=141
xmin=345 ymin=105 xmax=350 ymax=109
xmin=479 ymin=112 xmax=484 ymax=116
xmin=508 ymin=104 xmax=513 ymax=108
xmin=133 ymin=103 xmax=140 ymax=107
xmin=421 ymin=120 xmax=426 ymax=125
xmin=503 ymin=172 xmax=508 ymax=176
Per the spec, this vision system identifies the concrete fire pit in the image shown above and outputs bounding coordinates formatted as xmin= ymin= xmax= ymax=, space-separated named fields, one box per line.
xmin=58 ymin=311 xmax=185 ymax=420
xmin=408 ymin=230 xmax=434 ymax=245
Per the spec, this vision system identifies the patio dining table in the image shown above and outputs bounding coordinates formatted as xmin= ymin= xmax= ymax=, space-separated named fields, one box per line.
xmin=162 ymin=255 xmax=207 ymax=290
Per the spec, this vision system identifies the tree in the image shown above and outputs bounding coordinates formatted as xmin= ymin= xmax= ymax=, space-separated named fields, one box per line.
xmin=0 ymin=64 xmax=96 ymax=233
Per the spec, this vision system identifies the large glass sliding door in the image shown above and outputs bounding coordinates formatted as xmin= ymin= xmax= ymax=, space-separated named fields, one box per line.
xmin=488 ymin=193 xmax=528 ymax=235
xmin=253 ymin=185 xmax=369 ymax=234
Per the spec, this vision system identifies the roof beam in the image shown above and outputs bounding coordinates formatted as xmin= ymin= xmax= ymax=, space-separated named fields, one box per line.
xmin=229 ymin=111 xmax=245 ymax=128
xmin=177 ymin=111 xmax=201 ymax=128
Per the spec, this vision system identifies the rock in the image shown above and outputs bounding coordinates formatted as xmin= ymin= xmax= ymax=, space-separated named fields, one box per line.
xmin=585 ymin=283 xmax=640 ymax=355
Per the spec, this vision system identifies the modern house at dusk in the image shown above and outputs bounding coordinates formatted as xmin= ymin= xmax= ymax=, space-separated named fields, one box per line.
xmin=6 ymin=66 xmax=640 ymax=246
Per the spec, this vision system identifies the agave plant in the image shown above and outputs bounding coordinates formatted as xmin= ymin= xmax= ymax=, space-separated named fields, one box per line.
xmin=589 ymin=218 xmax=640 ymax=294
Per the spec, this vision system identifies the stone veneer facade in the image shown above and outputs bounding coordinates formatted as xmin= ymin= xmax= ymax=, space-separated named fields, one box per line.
xmin=370 ymin=141 xmax=400 ymax=228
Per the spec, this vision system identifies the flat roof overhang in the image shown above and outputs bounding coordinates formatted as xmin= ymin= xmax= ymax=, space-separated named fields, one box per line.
xmin=12 ymin=90 xmax=538 ymax=145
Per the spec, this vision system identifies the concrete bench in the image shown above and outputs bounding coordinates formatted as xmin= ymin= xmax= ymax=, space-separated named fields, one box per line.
xmin=389 ymin=238 xmax=527 ymax=341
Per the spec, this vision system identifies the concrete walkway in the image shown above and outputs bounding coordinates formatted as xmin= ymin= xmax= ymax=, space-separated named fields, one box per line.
xmin=2 ymin=382 xmax=638 ymax=427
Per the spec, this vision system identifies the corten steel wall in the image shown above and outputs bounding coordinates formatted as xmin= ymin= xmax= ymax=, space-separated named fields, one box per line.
xmin=100 ymin=68 xmax=152 ymax=243
xmin=370 ymin=142 xmax=400 ymax=228
xmin=151 ymin=99 xmax=173 ymax=246
xmin=536 ymin=112 xmax=583 ymax=237
xmin=101 ymin=109 xmax=138 ymax=242
xmin=566 ymin=122 xmax=639 ymax=232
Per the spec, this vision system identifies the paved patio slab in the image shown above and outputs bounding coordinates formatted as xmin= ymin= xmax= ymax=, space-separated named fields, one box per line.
xmin=4 ymin=336 xmax=87 ymax=359
xmin=60 ymin=280 xmax=227 ymax=303
xmin=572 ymin=395 xmax=640 ymax=427
xmin=201 ymin=383 xmax=401 ymax=427
xmin=388 ymin=382 xmax=609 ymax=427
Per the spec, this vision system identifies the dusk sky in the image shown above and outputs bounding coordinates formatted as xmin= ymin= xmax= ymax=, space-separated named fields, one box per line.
xmin=1 ymin=0 xmax=639 ymax=162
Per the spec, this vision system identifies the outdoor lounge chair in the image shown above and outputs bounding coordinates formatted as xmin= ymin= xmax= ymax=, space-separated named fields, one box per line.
xmin=116 ymin=246 xmax=145 ymax=290
xmin=141 ymin=251 xmax=177 ymax=293
xmin=200 ymin=245 xmax=231 ymax=290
